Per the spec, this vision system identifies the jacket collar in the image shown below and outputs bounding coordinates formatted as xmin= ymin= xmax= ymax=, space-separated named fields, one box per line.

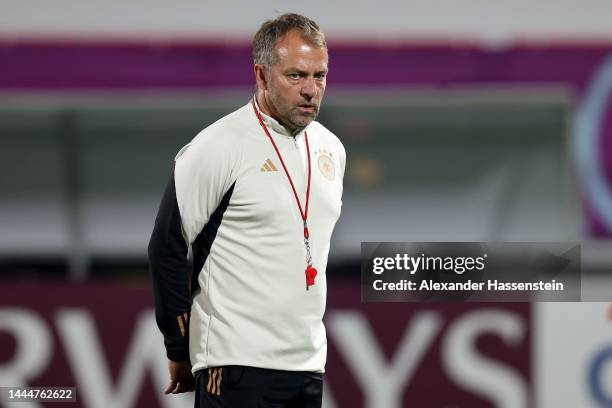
xmin=252 ymin=96 xmax=308 ymax=138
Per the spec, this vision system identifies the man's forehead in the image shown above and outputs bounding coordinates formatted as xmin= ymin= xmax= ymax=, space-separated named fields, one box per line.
xmin=276 ymin=43 xmax=323 ymax=59
xmin=274 ymin=45 xmax=328 ymax=72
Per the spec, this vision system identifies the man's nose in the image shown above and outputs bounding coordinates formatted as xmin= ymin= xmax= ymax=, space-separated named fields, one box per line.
xmin=300 ymin=77 xmax=317 ymax=100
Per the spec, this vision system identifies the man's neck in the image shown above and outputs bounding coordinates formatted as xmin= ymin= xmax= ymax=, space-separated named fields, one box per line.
xmin=255 ymin=91 xmax=302 ymax=136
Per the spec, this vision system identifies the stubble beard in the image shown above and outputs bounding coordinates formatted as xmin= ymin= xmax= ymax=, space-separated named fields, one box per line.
xmin=268 ymin=90 xmax=319 ymax=132
xmin=286 ymin=107 xmax=318 ymax=131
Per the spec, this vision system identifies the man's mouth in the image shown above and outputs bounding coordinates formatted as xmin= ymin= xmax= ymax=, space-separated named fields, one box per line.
xmin=297 ymin=104 xmax=317 ymax=113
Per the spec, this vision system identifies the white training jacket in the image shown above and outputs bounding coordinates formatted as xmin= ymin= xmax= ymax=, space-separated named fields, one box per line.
xmin=169 ymin=99 xmax=345 ymax=374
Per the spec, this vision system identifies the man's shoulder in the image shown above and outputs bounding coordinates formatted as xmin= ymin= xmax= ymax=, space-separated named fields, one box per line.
xmin=174 ymin=103 xmax=252 ymax=161
xmin=196 ymin=103 xmax=252 ymax=141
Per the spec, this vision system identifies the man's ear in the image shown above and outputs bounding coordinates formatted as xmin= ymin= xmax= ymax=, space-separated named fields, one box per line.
xmin=254 ymin=64 xmax=268 ymax=91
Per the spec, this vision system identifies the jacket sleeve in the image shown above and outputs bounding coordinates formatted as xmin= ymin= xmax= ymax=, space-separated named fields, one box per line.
xmin=148 ymin=169 xmax=192 ymax=361
xmin=148 ymin=131 xmax=238 ymax=362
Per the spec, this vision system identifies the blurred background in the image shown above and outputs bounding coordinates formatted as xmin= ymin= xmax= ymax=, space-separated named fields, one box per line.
xmin=1 ymin=1 xmax=612 ymax=407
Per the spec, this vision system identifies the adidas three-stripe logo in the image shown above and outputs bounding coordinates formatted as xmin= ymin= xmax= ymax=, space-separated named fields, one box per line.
xmin=260 ymin=158 xmax=278 ymax=172
xmin=207 ymin=367 xmax=223 ymax=396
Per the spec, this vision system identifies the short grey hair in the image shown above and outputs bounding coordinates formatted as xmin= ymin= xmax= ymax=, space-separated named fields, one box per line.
xmin=253 ymin=13 xmax=327 ymax=67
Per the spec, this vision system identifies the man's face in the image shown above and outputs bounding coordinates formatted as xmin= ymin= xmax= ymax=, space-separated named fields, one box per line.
xmin=261 ymin=30 xmax=328 ymax=131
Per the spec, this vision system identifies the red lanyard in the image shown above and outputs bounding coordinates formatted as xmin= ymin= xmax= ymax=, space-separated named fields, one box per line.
xmin=252 ymin=99 xmax=318 ymax=290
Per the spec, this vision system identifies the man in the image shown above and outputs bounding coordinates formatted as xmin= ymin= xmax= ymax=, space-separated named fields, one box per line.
xmin=149 ymin=13 xmax=345 ymax=408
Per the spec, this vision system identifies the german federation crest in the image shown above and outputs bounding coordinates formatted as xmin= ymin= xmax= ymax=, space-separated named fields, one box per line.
xmin=316 ymin=149 xmax=335 ymax=181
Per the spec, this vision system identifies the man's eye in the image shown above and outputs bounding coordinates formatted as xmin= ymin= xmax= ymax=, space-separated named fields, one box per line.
xmin=288 ymin=73 xmax=300 ymax=80
xmin=315 ymin=73 xmax=326 ymax=80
